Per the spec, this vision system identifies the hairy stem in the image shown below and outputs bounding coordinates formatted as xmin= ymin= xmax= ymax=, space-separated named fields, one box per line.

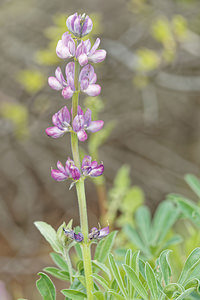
xmin=71 ymin=59 xmax=94 ymax=299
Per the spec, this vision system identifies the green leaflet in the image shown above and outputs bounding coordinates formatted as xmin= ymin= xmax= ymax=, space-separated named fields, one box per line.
xmin=93 ymin=291 xmax=105 ymax=300
xmin=34 ymin=221 xmax=62 ymax=253
xmin=135 ymin=206 xmax=151 ymax=246
xmin=61 ymin=289 xmax=87 ymax=300
xmin=159 ymin=250 xmax=172 ymax=286
xmin=123 ymin=264 xmax=148 ymax=300
xmin=43 ymin=267 xmax=70 ymax=281
xmin=178 ymin=248 xmax=200 ymax=285
xmin=169 ymin=194 xmax=200 ymax=227
xmin=94 ymin=231 xmax=117 ymax=263
xmin=36 ymin=272 xmax=56 ymax=300
xmin=92 ymin=273 xmax=110 ymax=290
xmin=50 ymin=253 xmax=69 ymax=271
xmin=145 ymin=262 xmax=159 ymax=300
xmin=92 ymin=260 xmax=112 ymax=280
xmin=176 ymin=287 xmax=196 ymax=300
xmin=107 ymin=290 xmax=125 ymax=300
xmin=185 ymin=174 xmax=200 ymax=198
xmin=108 ymin=254 xmax=127 ymax=299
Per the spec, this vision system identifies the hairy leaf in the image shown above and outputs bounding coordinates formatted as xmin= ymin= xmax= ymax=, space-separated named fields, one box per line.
xmin=36 ymin=272 xmax=56 ymax=300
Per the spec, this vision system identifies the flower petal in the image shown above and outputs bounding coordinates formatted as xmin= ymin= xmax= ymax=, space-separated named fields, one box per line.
xmin=78 ymin=53 xmax=88 ymax=66
xmin=57 ymin=161 xmax=66 ymax=173
xmin=89 ymin=38 xmax=100 ymax=56
xmin=61 ymin=106 xmax=71 ymax=124
xmin=87 ymin=120 xmax=104 ymax=133
xmin=48 ymin=77 xmax=63 ymax=90
xmin=74 ymin=232 xmax=84 ymax=242
xmin=77 ymin=129 xmax=88 ymax=142
xmin=55 ymin=67 xmax=66 ymax=84
xmin=71 ymin=168 xmax=81 ymax=180
xmin=72 ymin=115 xmax=84 ymax=132
xmin=89 ymin=164 xmax=104 ymax=177
xmin=51 ymin=169 xmax=68 ymax=181
xmin=45 ymin=126 xmax=65 ymax=138
xmin=84 ymin=109 xmax=91 ymax=127
xmin=56 ymin=40 xmax=71 ymax=59
xmin=99 ymin=226 xmax=109 ymax=238
xmin=82 ymin=155 xmax=92 ymax=168
xmin=83 ymin=84 xmax=101 ymax=96
xmin=62 ymin=86 xmax=74 ymax=99
xmin=89 ymin=50 xmax=107 ymax=64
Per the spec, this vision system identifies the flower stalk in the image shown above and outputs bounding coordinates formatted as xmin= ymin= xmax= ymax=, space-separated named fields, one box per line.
xmin=71 ymin=59 xmax=94 ymax=299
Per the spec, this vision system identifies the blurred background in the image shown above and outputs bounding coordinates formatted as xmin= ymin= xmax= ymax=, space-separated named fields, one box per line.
xmin=1 ymin=0 xmax=200 ymax=298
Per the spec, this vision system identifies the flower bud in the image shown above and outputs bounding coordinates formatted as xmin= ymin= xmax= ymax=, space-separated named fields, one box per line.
xmin=66 ymin=13 xmax=93 ymax=38
xmin=57 ymin=220 xmax=73 ymax=247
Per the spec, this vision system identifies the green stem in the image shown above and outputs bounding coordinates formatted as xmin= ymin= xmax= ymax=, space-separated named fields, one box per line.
xmin=64 ymin=248 xmax=73 ymax=284
xmin=71 ymin=59 xmax=94 ymax=299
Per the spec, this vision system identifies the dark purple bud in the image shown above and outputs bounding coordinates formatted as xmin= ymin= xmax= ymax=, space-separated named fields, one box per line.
xmin=74 ymin=232 xmax=84 ymax=242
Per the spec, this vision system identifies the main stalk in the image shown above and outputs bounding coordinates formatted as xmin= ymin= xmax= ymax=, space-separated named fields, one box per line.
xmin=71 ymin=59 xmax=94 ymax=299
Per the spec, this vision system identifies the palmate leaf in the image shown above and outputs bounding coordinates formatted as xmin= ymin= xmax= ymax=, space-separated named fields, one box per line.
xmin=36 ymin=272 xmax=56 ymax=300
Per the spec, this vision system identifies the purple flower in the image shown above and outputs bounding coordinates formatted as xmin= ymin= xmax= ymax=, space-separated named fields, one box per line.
xmin=51 ymin=158 xmax=81 ymax=182
xmin=72 ymin=106 xmax=104 ymax=142
xmin=48 ymin=63 xmax=101 ymax=99
xmin=56 ymin=32 xmax=75 ymax=59
xmin=89 ymin=226 xmax=109 ymax=240
xmin=76 ymin=38 xmax=106 ymax=66
xmin=63 ymin=228 xmax=84 ymax=242
xmin=81 ymin=155 xmax=104 ymax=177
xmin=46 ymin=106 xmax=71 ymax=138
xmin=51 ymin=156 xmax=104 ymax=183
xmin=79 ymin=64 xmax=101 ymax=96
xmin=66 ymin=13 xmax=93 ymax=38
xmin=48 ymin=63 xmax=75 ymax=99
xmin=46 ymin=106 xmax=104 ymax=141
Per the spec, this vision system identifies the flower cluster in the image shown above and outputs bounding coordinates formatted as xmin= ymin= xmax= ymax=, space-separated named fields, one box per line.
xmin=88 ymin=226 xmax=109 ymax=240
xmin=63 ymin=228 xmax=84 ymax=242
xmin=51 ymin=156 xmax=104 ymax=182
xmin=48 ymin=63 xmax=101 ymax=99
xmin=46 ymin=105 xmax=104 ymax=141
xmin=63 ymin=225 xmax=109 ymax=243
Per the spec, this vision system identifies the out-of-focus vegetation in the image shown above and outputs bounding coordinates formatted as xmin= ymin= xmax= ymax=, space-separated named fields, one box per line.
xmin=1 ymin=0 xmax=200 ymax=298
